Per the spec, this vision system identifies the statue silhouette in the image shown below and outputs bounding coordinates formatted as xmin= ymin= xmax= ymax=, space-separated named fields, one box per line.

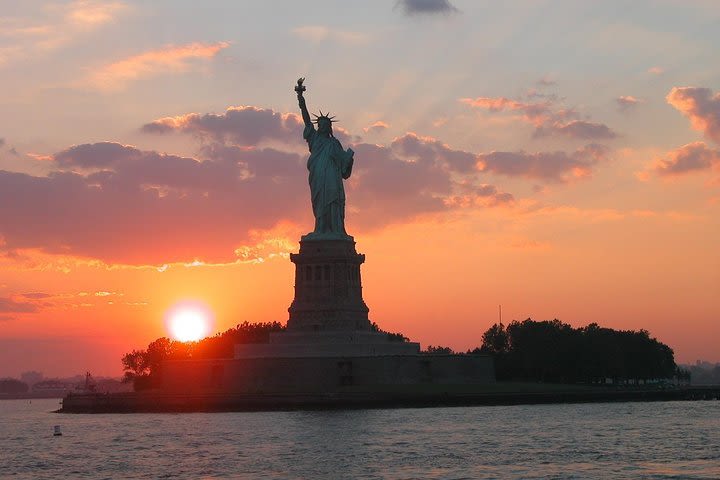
xmin=295 ymin=78 xmax=355 ymax=239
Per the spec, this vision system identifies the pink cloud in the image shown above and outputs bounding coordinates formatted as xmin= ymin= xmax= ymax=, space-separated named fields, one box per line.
xmin=460 ymin=95 xmax=617 ymax=140
xmin=3 ymin=101 xmax=623 ymax=265
xmin=477 ymin=144 xmax=609 ymax=183
xmin=616 ymin=95 xmax=642 ymax=112
xmin=650 ymin=142 xmax=720 ymax=176
xmin=667 ymin=87 xmax=720 ymax=144
xmin=363 ymin=121 xmax=390 ymax=134
xmin=84 ymin=41 xmax=229 ymax=91
xmin=0 ymin=143 xmax=307 ymax=264
xmin=0 ymin=130 xmax=513 ymax=264
xmin=65 ymin=1 xmax=127 ymax=28
xmin=142 ymin=106 xmax=303 ymax=146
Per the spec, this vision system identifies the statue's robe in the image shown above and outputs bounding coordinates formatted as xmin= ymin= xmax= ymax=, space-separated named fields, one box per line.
xmin=304 ymin=124 xmax=354 ymax=236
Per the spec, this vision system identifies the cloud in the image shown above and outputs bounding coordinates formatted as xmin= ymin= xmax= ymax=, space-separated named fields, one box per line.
xmin=55 ymin=142 xmax=141 ymax=168
xmin=64 ymin=0 xmax=127 ymax=28
xmin=391 ymin=132 xmax=477 ymax=173
xmin=535 ymin=120 xmax=617 ymax=140
xmin=460 ymin=95 xmax=617 ymax=140
xmin=648 ymin=66 xmax=664 ymax=75
xmin=363 ymin=121 xmax=390 ymax=134
xmin=0 ymin=1 xmax=128 ymax=66
xmin=649 ymin=142 xmax=720 ymax=177
xmin=477 ymin=144 xmax=610 ymax=183
xmin=19 ymin=292 xmax=52 ymax=299
xmin=536 ymin=77 xmax=556 ymax=87
xmin=0 ymin=297 xmax=38 ymax=313
xmin=291 ymin=26 xmax=370 ymax=45
xmin=0 ymin=138 xmax=4 ymax=147
xmin=616 ymin=95 xmax=642 ymax=112
xmin=667 ymin=87 xmax=720 ymax=144
xmin=141 ymin=106 xmax=302 ymax=146
xmin=83 ymin=42 xmax=229 ymax=91
xmin=1 ymin=126 xmax=513 ymax=264
xmin=0 ymin=145 xmax=305 ymax=264
xmin=27 ymin=152 xmax=54 ymax=162
xmin=444 ymin=182 xmax=515 ymax=208
xmin=395 ymin=0 xmax=459 ymax=15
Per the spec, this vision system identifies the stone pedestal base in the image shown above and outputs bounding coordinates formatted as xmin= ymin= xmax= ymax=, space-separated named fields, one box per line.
xmin=234 ymin=236 xmax=420 ymax=359
xmin=287 ymin=237 xmax=371 ymax=332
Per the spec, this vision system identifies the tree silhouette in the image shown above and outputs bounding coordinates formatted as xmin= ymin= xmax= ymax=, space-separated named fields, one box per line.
xmin=121 ymin=321 xmax=287 ymax=390
xmin=479 ymin=318 xmax=678 ymax=384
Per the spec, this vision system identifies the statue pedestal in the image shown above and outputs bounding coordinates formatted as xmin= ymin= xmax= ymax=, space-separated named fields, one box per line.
xmin=234 ymin=236 xmax=420 ymax=358
xmin=287 ymin=237 xmax=371 ymax=332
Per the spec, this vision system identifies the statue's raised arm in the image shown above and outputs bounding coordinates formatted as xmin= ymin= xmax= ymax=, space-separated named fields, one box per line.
xmin=295 ymin=78 xmax=312 ymax=128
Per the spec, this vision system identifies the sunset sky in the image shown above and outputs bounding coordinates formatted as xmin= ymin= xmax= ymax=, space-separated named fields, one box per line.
xmin=1 ymin=0 xmax=719 ymax=378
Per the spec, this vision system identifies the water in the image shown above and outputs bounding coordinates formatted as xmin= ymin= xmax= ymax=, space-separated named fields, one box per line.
xmin=1 ymin=399 xmax=719 ymax=479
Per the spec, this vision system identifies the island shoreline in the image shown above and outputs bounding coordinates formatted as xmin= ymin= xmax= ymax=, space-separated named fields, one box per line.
xmin=58 ymin=385 xmax=720 ymax=413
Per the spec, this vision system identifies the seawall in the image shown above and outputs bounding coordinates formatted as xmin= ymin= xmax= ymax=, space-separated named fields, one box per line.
xmin=59 ymin=386 xmax=720 ymax=413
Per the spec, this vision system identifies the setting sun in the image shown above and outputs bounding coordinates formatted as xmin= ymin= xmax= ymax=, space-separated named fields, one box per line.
xmin=166 ymin=302 xmax=213 ymax=342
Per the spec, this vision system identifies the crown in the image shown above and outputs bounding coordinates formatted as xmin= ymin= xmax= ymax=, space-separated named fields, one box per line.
xmin=311 ymin=110 xmax=338 ymax=124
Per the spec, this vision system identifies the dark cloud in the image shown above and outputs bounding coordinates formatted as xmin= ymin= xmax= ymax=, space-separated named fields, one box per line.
xmin=477 ymin=144 xmax=609 ymax=183
xmin=667 ymin=87 xmax=720 ymax=144
xmin=444 ymin=182 xmax=515 ymax=208
xmin=0 ymin=138 xmax=4 ymax=147
xmin=141 ymin=106 xmax=303 ymax=146
xmin=652 ymin=142 xmax=720 ymax=176
xmin=0 ymin=297 xmax=38 ymax=313
xmin=535 ymin=120 xmax=618 ymax=140
xmin=55 ymin=142 xmax=141 ymax=168
xmin=395 ymin=0 xmax=459 ymax=15
xmin=391 ymin=132 xmax=477 ymax=173
xmin=461 ymin=95 xmax=617 ymax=141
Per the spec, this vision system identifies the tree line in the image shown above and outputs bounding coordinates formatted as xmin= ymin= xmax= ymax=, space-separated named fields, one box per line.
xmin=122 ymin=321 xmax=286 ymax=389
xmin=476 ymin=318 xmax=680 ymax=384
xmin=122 ymin=318 xmax=681 ymax=389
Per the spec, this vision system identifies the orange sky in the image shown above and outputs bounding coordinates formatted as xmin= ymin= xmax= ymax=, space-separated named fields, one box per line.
xmin=1 ymin=1 xmax=719 ymax=378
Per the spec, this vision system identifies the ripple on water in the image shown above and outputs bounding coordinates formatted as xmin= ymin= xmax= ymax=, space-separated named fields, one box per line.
xmin=1 ymin=399 xmax=719 ymax=479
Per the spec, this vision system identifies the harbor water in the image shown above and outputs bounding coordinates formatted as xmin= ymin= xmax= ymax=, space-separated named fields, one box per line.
xmin=1 ymin=398 xmax=718 ymax=479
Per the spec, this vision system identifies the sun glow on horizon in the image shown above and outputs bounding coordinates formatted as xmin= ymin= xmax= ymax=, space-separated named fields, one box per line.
xmin=166 ymin=301 xmax=213 ymax=342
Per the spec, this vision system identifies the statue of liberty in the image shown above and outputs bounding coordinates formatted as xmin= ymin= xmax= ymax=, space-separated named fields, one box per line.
xmin=295 ymin=78 xmax=355 ymax=240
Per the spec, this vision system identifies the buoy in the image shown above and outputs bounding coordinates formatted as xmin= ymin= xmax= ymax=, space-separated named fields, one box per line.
xmin=53 ymin=425 xmax=62 ymax=436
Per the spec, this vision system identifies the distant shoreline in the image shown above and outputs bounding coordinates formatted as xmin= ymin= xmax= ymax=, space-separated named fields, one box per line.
xmin=58 ymin=385 xmax=720 ymax=413
xmin=1 ymin=393 xmax=65 ymax=400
